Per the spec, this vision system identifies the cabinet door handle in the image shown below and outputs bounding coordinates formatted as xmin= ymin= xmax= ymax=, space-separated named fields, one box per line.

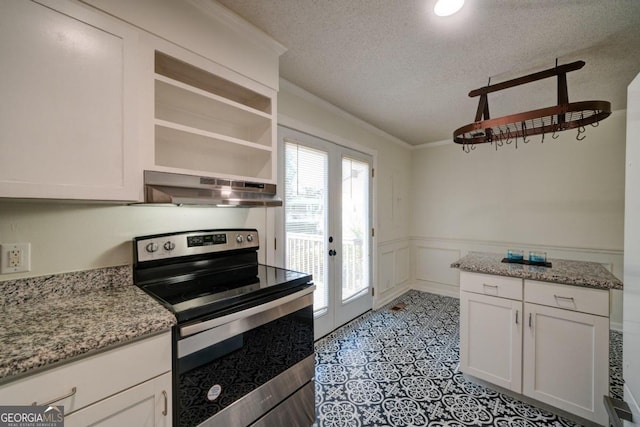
xmin=515 ymin=310 xmax=519 ymax=324
xmin=528 ymin=313 xmax=532 ymax=328
xmin=32 ymin=387 xmax=77 ymax=406
xmin=162 ymin=390 xmax=168 ymax=416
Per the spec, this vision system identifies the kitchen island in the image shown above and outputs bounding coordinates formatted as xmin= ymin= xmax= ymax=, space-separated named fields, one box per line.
xmin=451 ymin=251 xmax=623 ymax=290
xmin=452 ymin=251 xmax=622 ymax=426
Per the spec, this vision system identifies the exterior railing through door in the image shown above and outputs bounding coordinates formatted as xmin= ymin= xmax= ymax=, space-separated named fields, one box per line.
xmin=286 ymin=232 xmax=365 ymax=311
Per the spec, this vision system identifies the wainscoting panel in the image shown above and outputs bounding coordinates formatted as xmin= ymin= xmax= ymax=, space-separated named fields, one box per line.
xmin=380 ymin=249 xmax=395 ymax=292
xmin=375 ymin=239 xmax=410 ymax=309
xmin=395 ymin=247 xmax=409 ymax=284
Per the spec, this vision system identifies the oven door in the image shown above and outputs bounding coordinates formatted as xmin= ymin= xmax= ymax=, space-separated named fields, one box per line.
xmin=176 ymin=285 xmax=315 ymax=427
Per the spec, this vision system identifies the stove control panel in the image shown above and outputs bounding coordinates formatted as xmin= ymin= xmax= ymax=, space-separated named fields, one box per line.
xmin=135 ymin=229 xmax=259 ymax=262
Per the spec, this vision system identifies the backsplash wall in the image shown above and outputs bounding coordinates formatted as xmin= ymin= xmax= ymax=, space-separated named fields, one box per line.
xmin=0 ymin=202 xmax=270 ymax=281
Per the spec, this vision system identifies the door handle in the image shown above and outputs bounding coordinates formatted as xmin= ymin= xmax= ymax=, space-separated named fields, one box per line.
xmin=515 ymin=310 xmax=519 ymax=324
xmin=529 ymin=313 xmax=532 ymax=328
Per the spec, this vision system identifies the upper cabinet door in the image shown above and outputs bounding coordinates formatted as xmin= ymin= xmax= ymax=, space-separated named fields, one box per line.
xmin=0 ymin=0 xmax=140 ymax=201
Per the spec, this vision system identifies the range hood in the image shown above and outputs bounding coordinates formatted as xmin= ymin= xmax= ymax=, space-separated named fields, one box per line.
xmin=144 ymin=171 xmax=282 ymax=207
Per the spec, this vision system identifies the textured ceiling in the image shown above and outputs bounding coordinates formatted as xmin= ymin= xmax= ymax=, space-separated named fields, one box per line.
xmin=215 ymin=0 xmax=640 ymax=146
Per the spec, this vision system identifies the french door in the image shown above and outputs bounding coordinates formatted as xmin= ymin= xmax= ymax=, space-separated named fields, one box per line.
xmin=278 ymin=126 xmax=373 ymax=339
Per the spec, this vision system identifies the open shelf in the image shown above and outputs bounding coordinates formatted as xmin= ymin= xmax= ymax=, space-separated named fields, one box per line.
xmin=155 ymin=125 xmax=272 ymax=180
xmin=155 ymin=79 xmax=271 ymax=147
xmin=152 ymin=50 xmax=275 ymax=182
xmin=155 ymin=51 xmax=271 ymax=114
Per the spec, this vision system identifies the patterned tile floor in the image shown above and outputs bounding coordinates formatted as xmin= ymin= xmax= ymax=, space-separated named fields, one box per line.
xmin=314 ymin=290 xmax=623 ymax=427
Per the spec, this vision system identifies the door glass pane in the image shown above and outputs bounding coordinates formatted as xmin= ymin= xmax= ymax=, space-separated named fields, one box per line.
xmin=284 ymin=142 xmax=328 ymax=313
xmin=341 ymin=157 xmax=370 ymax=301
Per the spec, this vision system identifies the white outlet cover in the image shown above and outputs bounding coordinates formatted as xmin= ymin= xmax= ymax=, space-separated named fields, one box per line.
xmin=0 ymin=243 xmax=31 ymax=274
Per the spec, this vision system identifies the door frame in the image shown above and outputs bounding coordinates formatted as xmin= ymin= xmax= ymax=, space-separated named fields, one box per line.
xmin=276 ymin=123 xmax=378 ymax=339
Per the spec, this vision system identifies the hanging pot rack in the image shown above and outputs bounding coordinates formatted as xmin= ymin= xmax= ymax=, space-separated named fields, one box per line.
xmin=453 ymin=60 xmax=611 ymax=152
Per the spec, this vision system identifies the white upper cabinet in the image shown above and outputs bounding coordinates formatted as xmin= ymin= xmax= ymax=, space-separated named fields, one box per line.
xmin=0 ymin=0 xmax=140 ymax=201
xmin=82 ymin=0 xmax=286 ymax=184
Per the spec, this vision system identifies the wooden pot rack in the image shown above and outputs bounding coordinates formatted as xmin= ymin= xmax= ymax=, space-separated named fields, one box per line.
xmin=453 ymin=60 xmax=611 ymax=152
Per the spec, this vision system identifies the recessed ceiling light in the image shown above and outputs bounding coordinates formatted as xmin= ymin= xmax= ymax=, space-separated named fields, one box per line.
xmin=434 ymin=0 xmax=465 ymax=17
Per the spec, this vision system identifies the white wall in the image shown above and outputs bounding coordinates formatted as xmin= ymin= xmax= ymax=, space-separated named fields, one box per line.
xmin=411 ymin=110 xmax=626 ymax=327
xmin=277 ymin=80 xmax=413 ymax=307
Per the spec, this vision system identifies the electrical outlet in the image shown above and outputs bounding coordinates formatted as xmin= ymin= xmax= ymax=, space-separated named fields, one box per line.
xmin=1 ymin=243 xmax=31 ymax=274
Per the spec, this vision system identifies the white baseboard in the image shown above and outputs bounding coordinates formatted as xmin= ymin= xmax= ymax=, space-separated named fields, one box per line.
xmin=374 ymin=284 xmax=410 ymax=310
xmin=411 ymin=281 xmax=460 ymax=299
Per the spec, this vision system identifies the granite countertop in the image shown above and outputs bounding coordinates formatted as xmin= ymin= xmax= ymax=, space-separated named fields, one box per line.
xmin=0 ymin=266 xmax=176 ymax=384
xmin=451 ymin=251 xmax=623 ymax=290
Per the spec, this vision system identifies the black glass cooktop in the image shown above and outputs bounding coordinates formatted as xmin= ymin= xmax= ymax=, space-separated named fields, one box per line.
xmin=139 ymin=264 xmax=312 ymax=323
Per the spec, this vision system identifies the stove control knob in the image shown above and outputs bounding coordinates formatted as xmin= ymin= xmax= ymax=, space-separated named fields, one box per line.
xmin=145 ymin=242 xmax=159 ymax=253
xmin=236 ymin=234 xmax=244 ymax=244
xmin=163 ymin=241 xmax=176 ymax=251
xmin=246 ymin=234 xmax=254 ymax=243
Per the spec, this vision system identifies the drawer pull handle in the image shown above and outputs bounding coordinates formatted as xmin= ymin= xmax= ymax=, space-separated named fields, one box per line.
xmin=162 ymin=390 xmax=168 ymax=416
xmin=482 ymin=283 xmax=498 ymax=293
xmin=32 ymin=386 xmax=77 ymax=406
xmin=554 ymin=295 xmax=575 ymax=303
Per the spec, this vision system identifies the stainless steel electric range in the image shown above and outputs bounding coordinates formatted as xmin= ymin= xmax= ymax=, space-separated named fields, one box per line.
xmin=133 ymin=229 xmax=315 ymax=427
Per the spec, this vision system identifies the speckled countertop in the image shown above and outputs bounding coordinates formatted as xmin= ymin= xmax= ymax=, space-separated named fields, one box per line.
xmin=0 ymin=266 xmax=176 ymax=384
xmin=451 ymin=251 xmax=623 ymax=290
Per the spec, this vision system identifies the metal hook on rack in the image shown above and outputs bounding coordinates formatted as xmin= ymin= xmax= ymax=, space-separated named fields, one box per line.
xmin=463 ymin=142 xmax=476 ymax=153
xmin=505 ymin=126 xmax=513 ymax=145
xmin=576 ymin=112 xmax=586 ymax=141
xmin=591 ymin=110 xmax=600 ymax=127
xmin=522 ymin=121 xmax=530 ymax=144
xmin=496 ymin=129 xmax=505 ymax=150
xmin=551 ymin=116 xmax=559 ymax=139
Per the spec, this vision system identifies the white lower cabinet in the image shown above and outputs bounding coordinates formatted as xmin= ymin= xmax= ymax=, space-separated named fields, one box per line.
xmin=523 ymin=302 xmax=609 ymax=425
xmin=460 ymin=291 xmax=522 ymax=392
xmin=0 ymin=332 xmax=172 ymax=426
xmin=460 ymin=272 xmax=610 ymax=425
xmin=65 ymin=372 xmax=171 ymax=427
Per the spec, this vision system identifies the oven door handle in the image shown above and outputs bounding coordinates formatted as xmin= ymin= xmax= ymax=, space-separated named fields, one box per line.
xmin=180 ymin=285 xmax=315 ymax=338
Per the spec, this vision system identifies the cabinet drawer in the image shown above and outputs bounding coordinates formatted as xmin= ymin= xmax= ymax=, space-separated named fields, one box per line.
xmin=0 ymin=332 xmax=171 ymax=415
xmin=460 ymin=271 xmax=522 ymax=300
xmin=524 ymin=280 xmax=609 ymax=317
